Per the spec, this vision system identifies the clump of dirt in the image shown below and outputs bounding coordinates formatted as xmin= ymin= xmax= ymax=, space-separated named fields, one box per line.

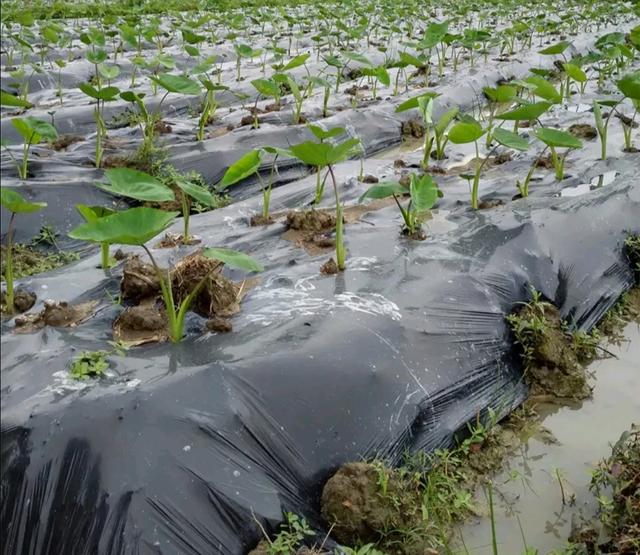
xmin=50 ymin=134 xmax=84 ymax=151
xmin=153 ymin=120 xmax=172 ymax=135
xmin=14 ymin=300 xmax=97 ymax=332
xmin=478 ymin=199 xmax=504 ymax=210
xmin=507 ymin=298 xmax=592 ymax=399
xmin=240 ymin=114 xmax=260 ymax=127
xmin=320 ymin=258 xmax=339 ymax=275
xmin=535 ymin=154 xmax=554 ymax=169
xmin=286 ymin=210 xmax=336 ymax=233
xmin=206 ymin=316 xmax=232 ymax=333
xmin=492 ymin=151 xmax=512 ymax=165
xmin=116 ymin=305 xmax=167 ymax=331
xmin=264 ymin=102 xmax=281 ymax=112
xmin=312 ymin=234 xmax=335 ymax=248
xmin=401 ymin=119 xmax=425 ymax=138
xmin=170 ymin=253 xmax=240 ymax=318
xmin=394 ymin=159 xmax=406 ymax=168
xmin=121 ymin=256 xmax=163 ymax=301
xmin=155 ymin=233 xmax=201 ymax=248
xmin=615 ymin=112 xmax=639 ymax=128
xmin=401 ymin=227 xmax=427 ymax=241
xmin=569 ymin=123 xmax=598 ymax=139
xmin=0 ymin=289 xmax=36 ymax=314
xmin=250 ymin=214 xmax=275 ymax=226
xmin=103 ymin=154 xmax=136 ymax=169
xmin=570 ymin=426 xmax=639 ymax=554
xmin=321 ymin=462 xmax=423 ymax=547
xmin=360 ymin=174 xmax=379 ymax=184
xmin=113 ymin=304 xmax=168 ymax=345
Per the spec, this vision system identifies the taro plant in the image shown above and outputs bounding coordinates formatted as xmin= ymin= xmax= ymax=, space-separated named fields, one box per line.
xmin=217 ymin=148 xmax=287 ymax=223
xmin=1 ymin=188 xmax=46 ymax=314
xmin=171 ymin=176 xmax=220 ymax=244
xmin=1 ymin=117 xmax=57 ymax=179
xmin=482 ymin=84 xmax=517 ymax=147
xmin=359 ymin=174 xmax=440 ymax=238
xmin=85 ymin=168 xmax=176 ymax=269
xmin=534 ymin=128 xmax=582 ymax=181
xmin=69 ymin=207 xmax=262 ymax=342
xmin=78 ymin=82 xmax=120 ymax=168
xmin=447 ymin=117 xmax=487 ymax=209
xmin=396 ymin=92 xmax=458 ymax=165
xmin=196 ymin=79 xmax=227 ymax=141
xmin=234 ymin=43 xmax=262 ymax=81
xmin=289 ymin=135 xmax=362 ymax=271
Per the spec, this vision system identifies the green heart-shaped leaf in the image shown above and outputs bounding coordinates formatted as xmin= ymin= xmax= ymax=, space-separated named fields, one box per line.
xmin=68 ymin=207 xmax=178 ymax=245
xmin=202 ymin=247 xmax=263 ymax=272
xmin=97 ymin=168 xmax=175 ymax=202
xmin=1 ymin=188 xmax=47 ymax=213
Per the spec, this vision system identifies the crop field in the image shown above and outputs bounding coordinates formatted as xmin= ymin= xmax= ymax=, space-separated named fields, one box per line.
xmin=1 ymin=0 xmax=639 ymax=553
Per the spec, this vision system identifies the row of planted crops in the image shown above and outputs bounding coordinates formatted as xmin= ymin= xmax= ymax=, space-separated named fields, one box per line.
xmin=1 ymin=0 xmax=639 ymax=552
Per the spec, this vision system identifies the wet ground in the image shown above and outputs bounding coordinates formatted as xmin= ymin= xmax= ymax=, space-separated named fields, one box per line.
xmin=458 ymin=322 xmax=640 ymax=554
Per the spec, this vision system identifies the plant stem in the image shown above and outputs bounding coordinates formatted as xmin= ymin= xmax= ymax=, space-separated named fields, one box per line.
xmin=328 ymin=165 xmax=345 ymax=271
xmin=3 ymin=213 xmax=16 ymax=313
xmin=143 ymin=245 xmax=179 ymax=342
xmin=100 ymin=242 xmax=111 ymax=269
xmin=181 ymin=194 xmax=190 ymax=243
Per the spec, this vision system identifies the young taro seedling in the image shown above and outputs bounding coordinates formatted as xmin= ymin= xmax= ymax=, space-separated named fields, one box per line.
xmin=2 ymin=117 xmax=57 ymax=180
xmin=360 ymin=173 xmax=440 ymax=239
xmin=1 ymin=188 xmax=46 ymax=314
xmin=289 ymin=135 xmax=361 ymax=271
xmin=396 ymin=92 xmax=458 ymax=165
xmin=86 ymin=168 xmax=176 ymax=269
xmin=534 ymin=128 xmax=582 ymax=181
xmin=78 ymin=82 xmax=120 ymax=168
xmin=447 ymin=117 xmax=488 ymax=209
xmin=217 ymin=148 xmax=286 ymax=224
xmin=69 ymin=207 xmax=262 ymax=342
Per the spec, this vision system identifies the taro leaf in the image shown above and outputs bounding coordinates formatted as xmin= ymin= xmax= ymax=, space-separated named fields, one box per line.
xmin=1 ymin=91 xmax=33 ymax=108
xmin=150 ymin=73 xmax=201 ymax=95
xmin=447 ymin=120 xmax=485 ymax=144
xmin=617 ymin=71 xmax=640 ymax=100
xmin=251 ymin=78 xmax=279 ymax=98
xmin=395 ymin=91 xmax=439 ymax=113
xmin=359 ymin=181 xmax=406 ymax=202
xmin=97 ymin=168 xmax=175 ymax=202
xmin=493 ymin=128 xmax=529 ymax=151
xmin=399 ymin=51 xmax=424 ymax=68
xmin=538 ymin=40 xmax=571 ymax=55
xmin=524 ymin=76 xmax=561 ymax=103
xmin=342 ymin=51 xmax=373 ymax=66
xmin=68 ymin=207 xmax=179 ymax=246
xmin=174 ymin=177 xmax=216 ymax=206
xmin=202 ymin=247 xmax=263 ymax=273
xmin=483 ymin=85 xmax=517 ymax=103
xmin=218 ymin=149 xmax=262 ymax=189
xmin=235 ymin=43 xmax=254 ymax=57
xmin=182 ymin=29 xmax=205 ymax=44
xmin=308 ymin=125 xmax=345 ymax=141
xmin=87 ymin=49 xmax=108 ymax=65
xmin=289 ymin=138 xmax=360 ymax=167
xmin=76 ymin=204 xmax=115 ymax=223
xmin=79 ymin=83 xmax=120 ymax=101
xmin=410 ymin=174 xmax=438 ymax=212
xmin=282 ymin=53 xmax=310 ymax=71
xmin=496 ymin=101 xmax=552 ymax=121
xmin=154 ymin=54 xmax=176 ymax=69
xmin=0 ymin=188 xmax=47 ymax=214
xmin=535 ymin=128 xmax=582 ymax=149
xmin=98 ymin=64 xmax=121 ymax=81
xmin=564 ymin=63 xmax=587 ymax=83
xmin=435 ymin=106 xmax=459 ymax=135
xmin=12 ymin=117 xmax=58 ymax=143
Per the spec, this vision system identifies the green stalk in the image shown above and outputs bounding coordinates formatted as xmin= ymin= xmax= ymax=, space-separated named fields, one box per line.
xmin=181 ymin=194 xmax=190 ymax=243
xmin=3 ymin=213 xmax=16 ymax=313
xmin=488 ymin=483 xmax=499 ymax=555
xmin=144 ymin=245 xmax=178 ymax=341
xmin=100 ymin=242 xmax=111 ymax=269
xmin=328 ymin=165 xmax=345 ymax=271
xmin=471 ymin=141 xmax=481 ymax=210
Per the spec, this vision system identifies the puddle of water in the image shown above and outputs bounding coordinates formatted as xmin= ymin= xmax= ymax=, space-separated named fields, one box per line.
xmin=557 ymin=171 xmax=619 ymax=197
xmin=458 ymin=321 xmax=640 ymax=554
